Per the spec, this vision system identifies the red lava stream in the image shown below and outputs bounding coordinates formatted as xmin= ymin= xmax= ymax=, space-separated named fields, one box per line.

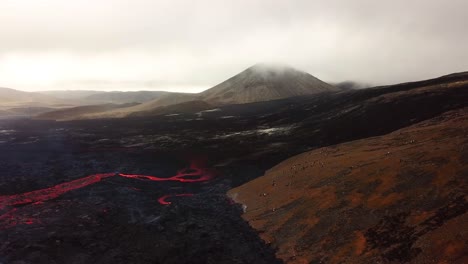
xmin=0 ymin=160 xmax=216 ymax=228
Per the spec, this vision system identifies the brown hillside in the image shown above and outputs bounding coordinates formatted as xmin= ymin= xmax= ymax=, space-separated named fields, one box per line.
xmin=36 ymin=103 xmax=139 ymax=121
xmin=80 ymin=92 xmax=198 ymax=119
xmin=229 ymin=108 xmax=468 ymax=264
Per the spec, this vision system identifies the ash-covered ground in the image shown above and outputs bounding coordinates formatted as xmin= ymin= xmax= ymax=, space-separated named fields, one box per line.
xmin=0 ymin=73 xmax=467 ymax=263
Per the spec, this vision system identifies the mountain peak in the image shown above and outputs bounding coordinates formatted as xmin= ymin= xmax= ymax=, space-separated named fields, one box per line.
xmin=200 ymin=64 xmax=339 ymax=104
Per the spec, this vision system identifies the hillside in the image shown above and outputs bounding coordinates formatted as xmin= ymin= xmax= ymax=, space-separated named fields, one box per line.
xmin=80 ymin=92 xmax=198 ymax=119
xmin=0 ymin=87 xmax=66 ymax=108
xmin=334 ymin=81 xmax=370 ymax=90
xmin=39 ymin=90 xmax=102 ymax=100
xmin=35 ymin=103 xmax=139 ymax=121
xmin=129 ymin=100 xmax=213 ymax=117
xmin=38 ymin=90 xmax=170 ymax=104
xmin=84 ymin=91 xmax=170 ymax=104
xmin=200 ymin=64 xmax=339 ymax=104
xmin=228 ymin=108 xmax=468 ymax=263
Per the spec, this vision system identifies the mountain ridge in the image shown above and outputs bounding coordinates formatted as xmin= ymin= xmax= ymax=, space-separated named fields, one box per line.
xmin=40 ymin=64 xmax=338 ymax=119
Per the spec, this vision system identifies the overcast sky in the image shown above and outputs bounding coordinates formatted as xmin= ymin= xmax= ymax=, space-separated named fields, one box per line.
xmin=1 ymin=0 xmax=467 ymax=92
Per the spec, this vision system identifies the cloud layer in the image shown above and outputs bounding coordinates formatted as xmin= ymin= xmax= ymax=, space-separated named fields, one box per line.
xmin=1 ymin=0 xmax=467 ymax=91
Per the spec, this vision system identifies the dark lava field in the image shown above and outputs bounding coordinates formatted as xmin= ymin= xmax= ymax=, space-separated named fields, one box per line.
xmin=1 ymin=73 xmax=467 ymax=263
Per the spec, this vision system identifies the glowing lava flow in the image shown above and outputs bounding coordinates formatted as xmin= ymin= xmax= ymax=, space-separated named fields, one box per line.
xmin=0 ymin=160 xmax=215 ymax=210
xmin=0 ymin=208 xmax=39 ymax=229
xmin=119 ymin=166 xmax=213 ymax=183
xmin=157 ymin=194 xmax=194 ymax=205
xmin=0 ymin=173 xmax=116 ymax=210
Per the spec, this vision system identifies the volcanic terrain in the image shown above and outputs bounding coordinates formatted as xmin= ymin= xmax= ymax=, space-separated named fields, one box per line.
xmin=0 ymin=71 xmax=467 ymax=263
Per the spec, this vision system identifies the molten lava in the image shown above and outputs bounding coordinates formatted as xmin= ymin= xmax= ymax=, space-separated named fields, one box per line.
xmin=0 ymin=159 xmax=215 ymax=211
xmin=157 ymin=194 xmax=194 ymax=205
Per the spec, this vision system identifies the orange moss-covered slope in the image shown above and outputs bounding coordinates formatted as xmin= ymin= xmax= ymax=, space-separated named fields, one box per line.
xmin=229 ymin=108 xmax=468 ymax=264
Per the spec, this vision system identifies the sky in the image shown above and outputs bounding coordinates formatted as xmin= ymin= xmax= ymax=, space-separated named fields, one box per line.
xmin=0 ymin=0 xmax=467 ymax=92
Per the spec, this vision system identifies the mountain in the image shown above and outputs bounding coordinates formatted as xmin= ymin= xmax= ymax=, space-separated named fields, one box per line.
xmin=200 ymin=63 xmax=340 ymax=104
xmin=228 ymin=108 xmax=468 ymax=263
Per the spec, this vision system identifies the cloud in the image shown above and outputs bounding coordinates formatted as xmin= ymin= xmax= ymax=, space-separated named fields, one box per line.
xmin=0 ymin=0 xmax=467 ymax=91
